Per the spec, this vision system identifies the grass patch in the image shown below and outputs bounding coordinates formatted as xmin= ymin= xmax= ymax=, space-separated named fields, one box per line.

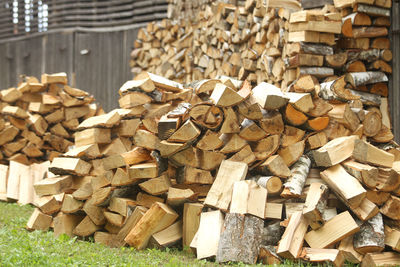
xmin=0 ymin=202 xmax=333 ymax=266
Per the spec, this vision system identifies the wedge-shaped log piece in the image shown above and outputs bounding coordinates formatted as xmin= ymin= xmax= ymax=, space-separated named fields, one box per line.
xmin=204 ymin=160 xmax=247 ymax=211
xmin=73 ymin=216 xmax=100 ymax=237
xmin=328 ymin=104 xmax=360 ymax=132
xmin=61 ymin=194 xmax=84 ymax=213
xmin=196 ymin=130 xmax=223 ymax=150
xmin=115 ymin=206 xmax=147 ymax=246
xmin=118 ymin=92 xmax=152 ymax=109
xmin=170 ymin=147 xmax=225 ymax=171
xmin=286 ymin=92 xmax=314 ymax=113
xmin=313 ymin=135 xmax=358 ymax=167
xmin=384 ymin=225 xmax=400 ymax=252
xmin=276 ymin=211 xmax=308 ymax=259
xmin=128 ymin=163 xmax=158 ymax=179
xmin=252 ymin=82 xmax=289 ymax=110
xmin=289 ymin=21 xmax=342 ymax=34
xmin=125 ymin=202 xmax=178 ymax=250
xmin=342 ymin=160 xmax=378 ymax=189
xmin=305 ymin=211 xmax=359 ymax=249
xmin=53 ymin=212 xmax=84 ymax=237
xmin=34 ymin=176 xmax=73 ymax=197
xmin=381 ymin=195 xmax=400 ymax=220
xmin=260 ymin=155 xmax=291 ymax=178
xmin=229 ymin=145 xmax=256 ymax=165
xmin=303 ymin=183 xmax=329 ymax=230
xmin=49 ymin=157 xmax=91 ymax=176
xmin=139 ymin=174 xmax=170 ymax=195
xmin=41 ymin=72 xmax=67 ymax=84
xmin=361 ymin=252 xmax=400 ymax=267
xmin=220 ymin=107 xmax=240 ymax=134
xmin=216 ymin=213 xmax=264 ymax=264
xmin=353 ymin=139 xmax=394 ymax=168
xmin=321 ymin=165 xmax=366 ymax=209
xmin=278 ymin=140 xmax=305 ymax=167
xmin=64 ymin=144 xmax=101 ymax=160
xmin=26 ymin=208 xmax=53 ymax=231
xmin=339 ymin=236 xmax=363 ymax=264
xmin=303 ymin=248 xmax=345 ymax=267
xmin=230 ymin=180 xmax=267 ymax=218
xmin=183 ymin=203 xmax=203 ymax=248
xmin=239 ymin=119 xmax=267 ymax=141
xmin=167 ymin=120 xmax=200 ymax=143
xmin=75 ymin=128 xmax=111 ymax=147
xmin=36 ymin=196 xmax=61 ymax=215
xmin=167 ymin=187 xmax=196 ymax=206
xmin=196 ymin=210 xmax=224 ymax=259
xmin=2 ymin=105 xmax=29 ymax=119
xmin=151 ymin=220 xmax=182 ymax=248
xmin=119 ymin=77 xmax=155 ymax=94
xmin=77 ymin=111 xmax=121 ymax=130
xmin=353 ymin=213 xmax=384 ymax=254
xmin=210 ymin=83 xmax=244 ymax=107
xmin=351 ymin=196 xmax=380 ymax=221
xmin=177 ymin=166 xmax=213 ymax=185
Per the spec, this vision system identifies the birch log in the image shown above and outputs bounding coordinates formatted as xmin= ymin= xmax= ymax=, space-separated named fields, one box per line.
xmin=281 ymin=155 xmax=311 ymax=198
xmin=353 ymin=213 xmax=385 ymax=254
xmin=216 ymin=213 xmax=264 ymax=264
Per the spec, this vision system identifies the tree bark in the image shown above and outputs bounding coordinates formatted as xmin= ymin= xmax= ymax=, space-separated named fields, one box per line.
xmin=281 ymin=155 xmax=311 ymax=198
xmin=216 ymin=213 xmax=264 ymax=264
xmin=353 ymin=213 xmax=385 ymax=254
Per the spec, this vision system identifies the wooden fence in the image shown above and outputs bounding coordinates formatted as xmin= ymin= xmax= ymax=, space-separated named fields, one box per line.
xmin=0 ymin=26 xmax=142 ymax=111
xmin=0 ymin=0 xmax=167 ymax=39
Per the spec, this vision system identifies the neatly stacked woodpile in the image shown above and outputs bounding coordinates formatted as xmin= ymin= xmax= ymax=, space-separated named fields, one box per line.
xmin=26 ymin=71 xmax=400 ymax=266
xmin=166 ymin=0 xmax=243 ymax=22
xmin=0 ymin=73 xmax=101 ymax=202
xmin=131 ymin=0 xmax=302 ymax=85
xmin=131 ymin=0 xmax=393 ymax=105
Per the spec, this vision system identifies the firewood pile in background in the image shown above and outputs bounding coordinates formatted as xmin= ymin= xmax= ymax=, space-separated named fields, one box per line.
xmin=0 ymin=73 xmax=102 ymax=203
xmin=0 ymin=0 xmax=398 ymax=265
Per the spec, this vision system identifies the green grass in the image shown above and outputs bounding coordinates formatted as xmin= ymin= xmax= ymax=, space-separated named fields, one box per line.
xmin=0 ymin=202 xmax=329 ymax=267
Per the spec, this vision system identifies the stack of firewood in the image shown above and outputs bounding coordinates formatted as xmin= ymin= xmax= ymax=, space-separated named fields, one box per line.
xmin=25 ymin=71 xmax=400 ymax=266
xmin=0 ymin=73 xmax=101 ymax=202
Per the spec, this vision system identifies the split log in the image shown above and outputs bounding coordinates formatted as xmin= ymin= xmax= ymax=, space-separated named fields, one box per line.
xmin=252 ymin=82 xmax=289 ymax=110
xmin=361 ymin=252 xmax=400 ymax=267
xmin=230 ymin=180 xmax=267 ymax=218
xmin=302 ymin=248 xmax=345 ymax=267
xmin=182 ymin=203 xmax=203 ymax=248
xmin=216 ymin=213 xmax=264 ymax=264
xmin=313 ymin=135 xmax=358 ymax=167
xmin=342 ymin=160 xmax=378 ymax=189
xmin=381 ymin=196 xmax=400 ymax=220
xmin=259 ymin=155 xmax=291 ymax=178
xmin=124 ymin=202 xmax=178 ymax=250
xmin=303 ymin=183 xmax=329 ymax=230
xmin=353 ymin=139 xmax=394 ymax=168
xmin=276 ymin=211 xmax=308 ymax=259
xmin=195 ymin=210 xmax=224 ymax=259
xmin=321 ymin=164 xmax=366 ymax=209
xmin=204 ymin=160 xmax=247 ymax=211
xmin=305 ymin=211 xmax=360 ymax=248
xmin=345 ymin=72 xmax=388 ymax=87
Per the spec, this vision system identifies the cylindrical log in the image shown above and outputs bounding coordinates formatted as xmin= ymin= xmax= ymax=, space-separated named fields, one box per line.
xmin=353 ymin=213 xmax=385 ymax=254
xmin=281 ymin=155 xmax=311 ymax=198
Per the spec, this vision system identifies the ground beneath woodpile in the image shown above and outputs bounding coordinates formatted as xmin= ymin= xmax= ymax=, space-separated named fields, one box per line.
xmin=0 ymin=202 xmax=341 ymax=266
